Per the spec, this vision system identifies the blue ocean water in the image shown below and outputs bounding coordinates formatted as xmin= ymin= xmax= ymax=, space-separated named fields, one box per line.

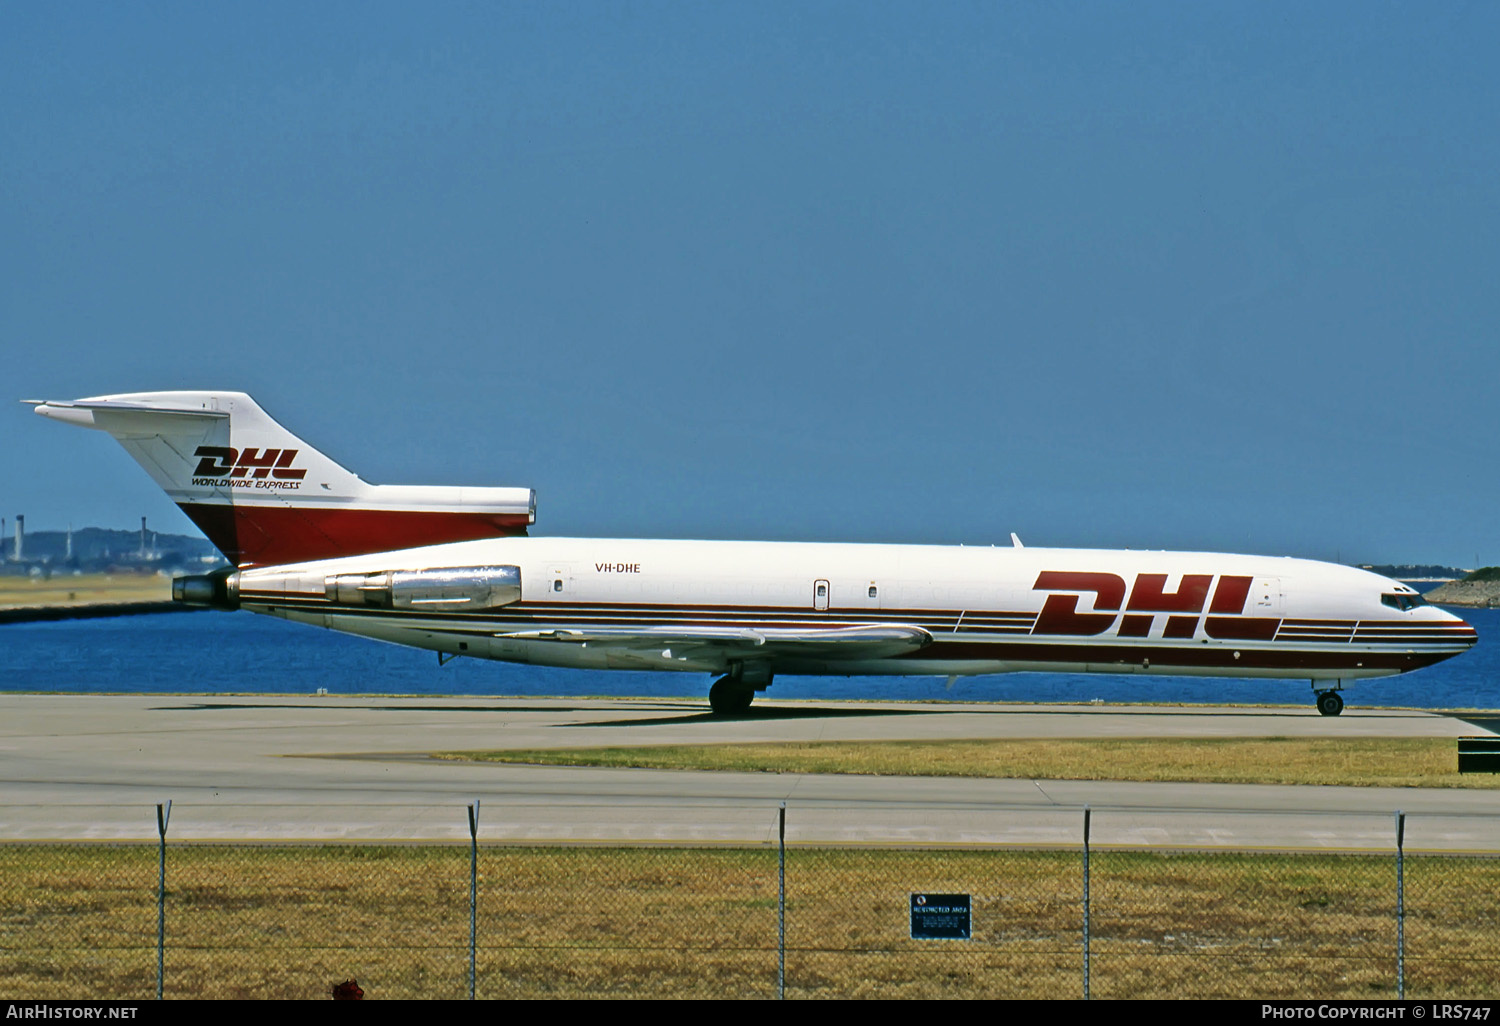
xmin=1 ymin=606 xmax=1495 ymax=711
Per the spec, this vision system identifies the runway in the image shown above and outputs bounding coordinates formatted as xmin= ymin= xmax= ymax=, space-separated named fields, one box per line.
xmin=2 ymin=694 xmax=1497 ymax=851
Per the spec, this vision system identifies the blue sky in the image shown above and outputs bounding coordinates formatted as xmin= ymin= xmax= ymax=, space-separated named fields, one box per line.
xmin=3 ymin=2 xmax=1497 ymax=567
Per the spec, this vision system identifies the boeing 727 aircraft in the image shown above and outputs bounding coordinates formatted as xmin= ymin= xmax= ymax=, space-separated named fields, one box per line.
xmin=29 ymin=391 xmax=1477 ymax=715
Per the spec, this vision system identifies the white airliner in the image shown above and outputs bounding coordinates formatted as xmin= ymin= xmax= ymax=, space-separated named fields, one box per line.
xmin=29 ymin=391 xmax=1476 ymax=716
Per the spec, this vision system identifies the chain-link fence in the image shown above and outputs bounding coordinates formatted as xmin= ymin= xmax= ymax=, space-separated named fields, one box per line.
xmin=4 ymin=805 xmax=1498 ymax=999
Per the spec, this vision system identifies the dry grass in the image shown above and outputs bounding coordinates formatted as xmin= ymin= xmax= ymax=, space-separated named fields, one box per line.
xmin=436 ymin=737 xmax=1498 ymax=788
xmin=3 ymin=844 xmax=1499 ymax=1000
xmin=0 ymin=573 xmax=169 ymax=610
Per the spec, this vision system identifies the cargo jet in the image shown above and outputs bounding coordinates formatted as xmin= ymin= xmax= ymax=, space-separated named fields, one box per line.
xmin=29 ymin=391 xmax=1477 ymax=716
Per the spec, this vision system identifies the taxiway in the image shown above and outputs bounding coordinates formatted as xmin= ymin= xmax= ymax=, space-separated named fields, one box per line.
xmin=1 ymin=694 xmax=1495 ymax=851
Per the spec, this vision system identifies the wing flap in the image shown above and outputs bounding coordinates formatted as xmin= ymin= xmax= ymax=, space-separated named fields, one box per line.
xmin=495 ymin=623 xmax=933 ymax=660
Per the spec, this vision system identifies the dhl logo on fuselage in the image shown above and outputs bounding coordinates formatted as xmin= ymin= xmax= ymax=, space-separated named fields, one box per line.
xmin=190 ymin=446 xmax=306 ymax=490
xmin=1032 ymin=571 xmax=1279 ymax=642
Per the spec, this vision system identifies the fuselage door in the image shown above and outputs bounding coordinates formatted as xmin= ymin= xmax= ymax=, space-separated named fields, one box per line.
xmin=813 ymin=579 xmax=830 ymax=611
xmin=1250 ymin=577 xmax=1283 ymax=615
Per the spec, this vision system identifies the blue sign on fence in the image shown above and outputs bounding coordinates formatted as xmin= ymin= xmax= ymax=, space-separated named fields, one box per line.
xmin=910 ymin=893 xmax=971 ymax=940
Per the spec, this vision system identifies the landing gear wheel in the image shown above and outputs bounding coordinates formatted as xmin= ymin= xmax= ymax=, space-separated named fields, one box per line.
xmin=709 ymin=676 xmax=754 ymax=716
xmin=1316 ymin=691 xmax=1344 ymax=717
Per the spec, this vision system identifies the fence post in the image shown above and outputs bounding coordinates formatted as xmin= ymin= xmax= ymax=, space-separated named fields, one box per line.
xmin=778 ymin=801 xmax=786 ymax=1000
xmin=1082 ymin=805 xmax=1091 ymax=1001
xmin=155 ymin=800 xmax=171 ymax=1001
xmin=468 ymin=800 xmax=480 ymax=1000
xmin=1395 ymin=810 xmax=1405 ymax=1000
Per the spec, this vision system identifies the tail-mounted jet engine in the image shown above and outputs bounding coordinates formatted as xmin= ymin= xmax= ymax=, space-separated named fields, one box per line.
xmin=174 ymin=565 xmax=523 ymax=613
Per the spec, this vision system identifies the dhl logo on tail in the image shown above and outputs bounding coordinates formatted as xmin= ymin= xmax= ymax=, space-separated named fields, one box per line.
xmin=191 ymin=447 xmax=307 ymax=485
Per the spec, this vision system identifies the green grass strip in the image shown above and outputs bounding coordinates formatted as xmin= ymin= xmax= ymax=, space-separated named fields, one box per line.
xmin=435 ymin=737 xmax=1500 ymax=788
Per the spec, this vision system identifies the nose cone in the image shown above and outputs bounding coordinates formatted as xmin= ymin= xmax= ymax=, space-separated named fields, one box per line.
xmin=1446 ymin=608 xmax=1479 ymax=648
xmin=1423 ymin=604 xmax=1479 ymax=657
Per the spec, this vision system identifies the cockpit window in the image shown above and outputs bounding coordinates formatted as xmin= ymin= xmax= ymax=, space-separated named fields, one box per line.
xmin=1381 ymin=593 xmax=1427 ymax=612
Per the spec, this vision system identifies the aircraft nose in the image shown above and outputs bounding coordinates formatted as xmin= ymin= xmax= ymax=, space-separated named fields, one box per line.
xmin=1441 ymin=608 xmax=1479 ymax=648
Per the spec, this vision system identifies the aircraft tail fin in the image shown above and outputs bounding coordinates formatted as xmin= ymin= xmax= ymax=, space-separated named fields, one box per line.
xmin=28 ymin=391 xmax=535 ymax=567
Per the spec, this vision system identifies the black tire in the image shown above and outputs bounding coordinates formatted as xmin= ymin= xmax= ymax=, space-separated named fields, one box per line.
xmin=1316 ymin=691 xmax=1344 ymax=717
xmin=709 ymin=677 xmax=754 ymax=715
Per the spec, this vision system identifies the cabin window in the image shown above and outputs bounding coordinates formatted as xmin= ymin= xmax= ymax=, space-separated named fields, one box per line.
xmin=868 ymin=585 xmax=878 ymax=598
xmin=1380 ymin=592 xmax=1426 ymax=611
xmin=553 ymin=580 xmax=563 ymax=592
xmin=816 ymin=583 xmax=827 ymax=598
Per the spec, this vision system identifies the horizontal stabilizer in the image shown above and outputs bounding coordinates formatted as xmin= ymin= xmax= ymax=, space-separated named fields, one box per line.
xmin=28 ymin=399 xmax=232 ymax=454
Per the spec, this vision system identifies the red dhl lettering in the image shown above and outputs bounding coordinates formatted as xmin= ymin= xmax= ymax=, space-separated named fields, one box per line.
xmin=192 ymin=446 xmax=305 ymax=481
xmin=1031 ymin=572 xmax=1267 ymax=639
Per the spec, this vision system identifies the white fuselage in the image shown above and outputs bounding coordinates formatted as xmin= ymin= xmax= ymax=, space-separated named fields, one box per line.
xmin=231 ymin=535 xmax=1476 ymax=684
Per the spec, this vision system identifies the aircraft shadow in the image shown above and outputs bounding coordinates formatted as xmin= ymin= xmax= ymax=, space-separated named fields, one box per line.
xmin=572 ymin=706 xmax=937 ymax=727
xmin=149 ymin=701 xmax=672 ymax=715
xmin=570 ymin=704 xmax=1452 ymax=727
xmin=146 ymin=700 xmax=1475 ymax=726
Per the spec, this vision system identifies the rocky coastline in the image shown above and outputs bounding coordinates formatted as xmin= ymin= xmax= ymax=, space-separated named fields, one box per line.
xmin=1424 ymin=579 xmax=1500 ymax=608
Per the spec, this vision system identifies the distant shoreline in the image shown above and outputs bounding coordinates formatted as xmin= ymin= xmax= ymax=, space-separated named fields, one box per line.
xmin=1425 ymin=580 xmax=1500 ymax=609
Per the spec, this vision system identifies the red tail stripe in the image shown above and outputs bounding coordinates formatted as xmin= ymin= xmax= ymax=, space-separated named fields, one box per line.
xmin=178 ymin=502 xmax=529 ymax=567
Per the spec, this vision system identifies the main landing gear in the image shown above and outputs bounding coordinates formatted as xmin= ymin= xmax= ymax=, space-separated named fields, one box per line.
xmin=1315 ymin=689 xmax=1345 ymax=717
xmin=708 ymin=664 xmax=773 ymax=716
xmin=709 ymin=677 xmax=754 ymax=715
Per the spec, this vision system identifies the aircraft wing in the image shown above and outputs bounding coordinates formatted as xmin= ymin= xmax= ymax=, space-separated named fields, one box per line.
xmin=494 ymin=623 xmax=933 ymax=660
